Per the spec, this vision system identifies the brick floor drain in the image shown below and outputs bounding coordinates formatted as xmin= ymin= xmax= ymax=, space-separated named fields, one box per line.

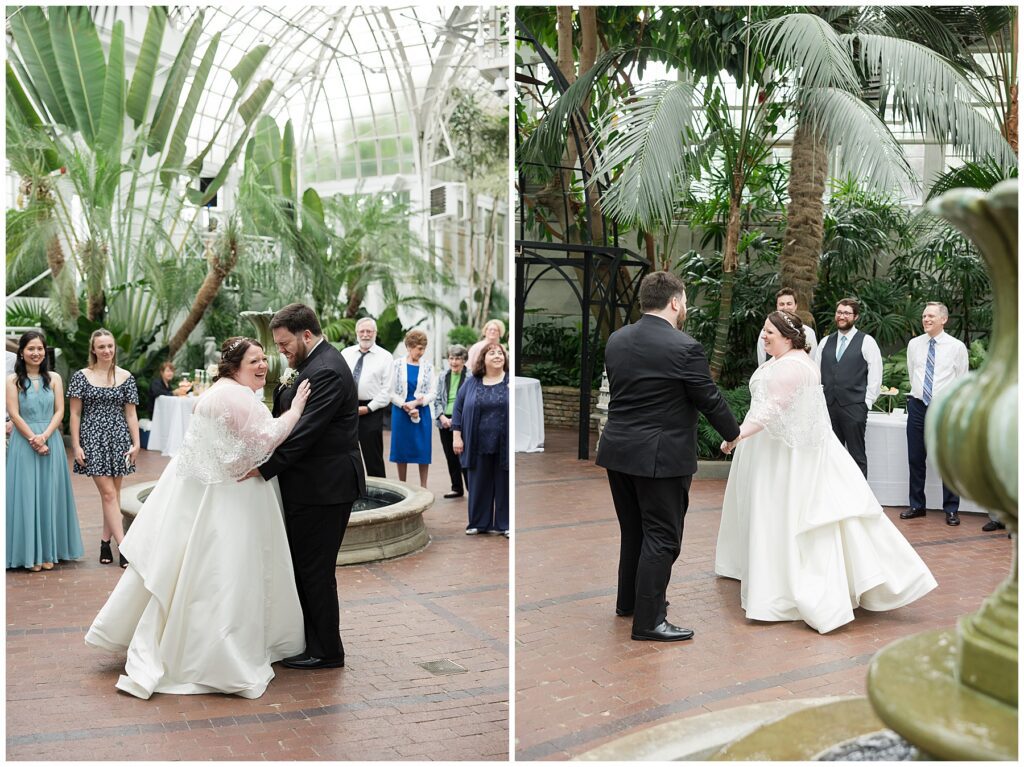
xmin=417 ymin=659 xmax=468 ymax=675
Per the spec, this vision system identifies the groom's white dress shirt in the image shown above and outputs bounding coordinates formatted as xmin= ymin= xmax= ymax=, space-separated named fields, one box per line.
xmin=906 ymin=331 xmax=968 ymax=401
xmin=814 ymin=327 xmax=883 ymax=408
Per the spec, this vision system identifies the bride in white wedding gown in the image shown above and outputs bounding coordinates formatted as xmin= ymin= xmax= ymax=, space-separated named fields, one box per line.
xmin=715 ymin=312 xmax=936 ymax=634
xmin=85 ymin=338 xmax=309 ymax=698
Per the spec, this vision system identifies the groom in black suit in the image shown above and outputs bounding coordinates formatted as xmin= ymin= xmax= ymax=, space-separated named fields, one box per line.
xmin=257 ymin=303 xmax=365 ymax=669
xmin=597 ymin=272 xmax=740 ymax=642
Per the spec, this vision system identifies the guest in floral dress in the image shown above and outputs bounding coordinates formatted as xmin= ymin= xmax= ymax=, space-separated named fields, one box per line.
xmin=68 ymin=329 xmax=141 ymax=568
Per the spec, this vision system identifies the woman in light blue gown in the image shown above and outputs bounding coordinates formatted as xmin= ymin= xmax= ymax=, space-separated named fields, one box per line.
xmin=6 ymin=331 xmax=83 ymax=571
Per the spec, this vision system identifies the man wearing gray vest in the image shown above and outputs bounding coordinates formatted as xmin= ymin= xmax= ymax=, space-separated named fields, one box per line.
xmin=815 ymin=298 xmax=882 ymax=477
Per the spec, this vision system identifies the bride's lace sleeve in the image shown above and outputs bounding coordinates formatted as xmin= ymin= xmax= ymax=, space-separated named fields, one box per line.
xmin=177 ymin=386 xmax=293 ymax=483
xmin=745 ymin=358 xmax=831 ymax=448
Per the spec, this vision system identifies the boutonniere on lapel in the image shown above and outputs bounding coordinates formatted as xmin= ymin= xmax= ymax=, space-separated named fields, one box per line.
xmin=279 ymin=368 xmax=298 ymax=389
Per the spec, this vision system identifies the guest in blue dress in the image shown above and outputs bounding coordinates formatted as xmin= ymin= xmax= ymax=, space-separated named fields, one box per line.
xmin=388 ymin=330 xmax=437 ymax=488
xmin=6 ymin=331 xmax=83 ymax=571
xmin=452 ymin=342 xmax=509 ymax=537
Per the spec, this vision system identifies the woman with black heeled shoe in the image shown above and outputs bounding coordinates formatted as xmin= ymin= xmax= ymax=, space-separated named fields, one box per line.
xmin=68 ymin=329 xmax=141 ymax=569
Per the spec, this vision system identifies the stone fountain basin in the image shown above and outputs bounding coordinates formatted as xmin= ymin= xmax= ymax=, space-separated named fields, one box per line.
xmin=120 ymin=476 xmax=432 ymax=566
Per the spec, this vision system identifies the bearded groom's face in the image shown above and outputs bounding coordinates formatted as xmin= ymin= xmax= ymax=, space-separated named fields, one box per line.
xmin=273 ymin=327 xmax=309 ymax=368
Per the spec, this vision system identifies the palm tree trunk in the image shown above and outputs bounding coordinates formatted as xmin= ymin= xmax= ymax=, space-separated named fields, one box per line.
xmin=167 ymin=233 xmax=240 ymax=356
xmin=81 ymin=238 xmax=107 ymax=321
xmin=779 ymin=118 xmax=829 ymax=326
xmin=709 ymin=184 xmax=743 ymax=381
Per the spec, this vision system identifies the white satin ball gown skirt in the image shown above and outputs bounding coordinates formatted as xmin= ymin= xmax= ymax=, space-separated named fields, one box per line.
xmin=85 ymin=461 xmax=305 ymax=698
xmin=715 ymin=430 xmax=937 ymax=634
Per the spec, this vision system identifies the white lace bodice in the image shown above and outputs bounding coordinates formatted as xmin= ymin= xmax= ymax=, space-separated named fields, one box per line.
xmin=176 ymin=383 xmax=292 ymax=483
xmin=746 ymin=354 xmax=831 ymax=448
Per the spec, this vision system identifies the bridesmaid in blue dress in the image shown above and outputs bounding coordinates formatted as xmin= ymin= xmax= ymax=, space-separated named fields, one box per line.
xmin=388 ymin=329 xmax=437 ymax=488
xmin=6 ymin=331 xmax=83 ymax=571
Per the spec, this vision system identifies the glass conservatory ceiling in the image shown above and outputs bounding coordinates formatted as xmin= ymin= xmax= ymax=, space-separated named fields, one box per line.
xmin=169 ymin=5 xmax=507 ymax=187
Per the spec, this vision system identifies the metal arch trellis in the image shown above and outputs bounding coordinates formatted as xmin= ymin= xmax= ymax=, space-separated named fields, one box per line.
xmin=514 ymin=18 xmax=650 ymax=460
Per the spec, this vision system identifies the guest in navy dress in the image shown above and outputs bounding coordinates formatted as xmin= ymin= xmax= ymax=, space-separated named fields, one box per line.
xmin=452 ymin=342 xmax=509 ymax=537
xmin=388 ymin=330 xmax=437 ymax=488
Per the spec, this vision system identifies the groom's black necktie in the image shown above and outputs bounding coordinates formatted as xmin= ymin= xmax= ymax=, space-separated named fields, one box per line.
xmin=352 ymin=349 xmax=369 ymax=385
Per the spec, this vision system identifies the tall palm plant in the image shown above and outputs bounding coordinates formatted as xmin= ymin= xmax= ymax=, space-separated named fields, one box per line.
xmin=764 ymin=8 xmax=1016 ymax=319
xmin=6 ymin=6 xmax=273 ymax=352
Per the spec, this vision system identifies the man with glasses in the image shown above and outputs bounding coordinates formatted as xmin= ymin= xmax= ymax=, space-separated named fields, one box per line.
xmin=341 ymin=318 xmax=393 ymax=477
xmin=815 ymin=298 xmax=881 ymax=477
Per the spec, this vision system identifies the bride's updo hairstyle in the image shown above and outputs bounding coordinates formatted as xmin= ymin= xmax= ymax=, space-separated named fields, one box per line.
xmin=214 ymin=336 xmax=263 ymax=382
xmin=767 ymin=311 xmax=809 ymax=353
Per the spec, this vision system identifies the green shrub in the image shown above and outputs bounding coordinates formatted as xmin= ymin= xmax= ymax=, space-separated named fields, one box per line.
xmin=448 ymin=325 xmax=479 ymax=348
xmin=697 ymin=386 xmax=751 ymax=460
xmin=524 ymin=360 xmax=577 ymax=387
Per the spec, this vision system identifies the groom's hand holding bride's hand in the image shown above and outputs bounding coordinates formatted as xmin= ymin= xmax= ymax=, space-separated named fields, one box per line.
xmin=720 ymin=437 xmax=739 ymax=455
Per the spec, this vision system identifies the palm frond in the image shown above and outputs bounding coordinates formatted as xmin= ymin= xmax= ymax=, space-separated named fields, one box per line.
xmin=754 ymin=14 xmax=859 ymax=90
xmin=519 ymin=47 xmax=626 ymax=177
xmin=926 ymin=158 xmax=1018 ymax=201
xmin=846 ymin=33 xmax=1016 ymax=168
xmin=589 ymin=80 xmax=700 ymax=232
xmin=797 ymin=87 xmax=913 ymax=192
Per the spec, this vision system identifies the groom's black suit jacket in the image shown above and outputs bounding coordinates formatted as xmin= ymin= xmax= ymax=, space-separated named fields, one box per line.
xmin=596 ymin=313 xmax=740 ymax=478
xmin=259 ymin=339 xmax=366 ymax=504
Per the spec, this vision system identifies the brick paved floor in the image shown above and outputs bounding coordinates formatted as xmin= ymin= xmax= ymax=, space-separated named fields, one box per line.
xmin=515 ymin=428 xmax=1013 ymax=761
xmin=7 ymin=429 xmax=508 ymax=761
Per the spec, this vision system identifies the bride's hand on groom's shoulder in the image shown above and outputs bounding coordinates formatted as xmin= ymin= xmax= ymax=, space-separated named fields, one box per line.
xmin=292 ymin=379 xmax=311 ymax=413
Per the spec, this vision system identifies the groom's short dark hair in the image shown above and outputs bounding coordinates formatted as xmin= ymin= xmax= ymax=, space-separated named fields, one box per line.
xmin=639 ymin=271 xmax=686 ymax=312
xmin=271 ymin=303 xmax=322 ymax=336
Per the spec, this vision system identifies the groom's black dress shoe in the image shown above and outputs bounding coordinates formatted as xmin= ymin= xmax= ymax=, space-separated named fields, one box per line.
xmin=982 ymin=519 xmax=1006 ymax=532
xmin=283 ymin=655 xmax=345 ymax=670
xmin=631 ymin=620 xmax=693 ymax=642
xmin=945 ymin=511 xmax=960 ymax=526
xmin=900 ymin=508 xmax=926 ymax=520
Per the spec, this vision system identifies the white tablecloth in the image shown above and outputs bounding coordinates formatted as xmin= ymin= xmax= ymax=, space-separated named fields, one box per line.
xmin=147 ymin=395 xmax=197 ymax=457
xmin=865 ymin=411 xmax=982 ymax=513
xmin=514 ymin=376 xmax=545 ymax=453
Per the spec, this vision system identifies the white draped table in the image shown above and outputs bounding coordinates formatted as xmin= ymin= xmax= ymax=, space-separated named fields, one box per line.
xmin=147 ymin=395 xmax=197 ymax=457
xmin=514 ymin=376 xmax=545 ymax=453
xmin=865 ymin=411 xmax=982 ymax=513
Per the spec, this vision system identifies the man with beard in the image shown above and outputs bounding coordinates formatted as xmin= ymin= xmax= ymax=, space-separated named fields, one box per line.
xmin=815 ymin=298 xmax=882 ymax=477
xmin=596 ymin=271 xmax=739 ymax=642
xmin=255 ymin=303 xmax=365 ymax=669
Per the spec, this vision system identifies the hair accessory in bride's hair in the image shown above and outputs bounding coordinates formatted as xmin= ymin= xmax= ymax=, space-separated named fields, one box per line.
xmin=780 ymin=312 xmax=798 ymax=332
xmin=226 ymin=337 xmax=247 ymax=355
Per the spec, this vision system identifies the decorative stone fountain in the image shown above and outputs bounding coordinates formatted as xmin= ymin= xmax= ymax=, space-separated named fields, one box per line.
xmin=121 ymin=477 xmax=432 ymax=565
xmin=865 ymin=180 xmax=1018 ymax=761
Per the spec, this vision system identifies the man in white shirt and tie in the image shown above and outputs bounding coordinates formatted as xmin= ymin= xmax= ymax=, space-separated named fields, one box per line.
xmin=815 ymin=298 xmax=882 ymax=477
xmin=341 ymin=318 xmax=393 ymax=477
xmin=756 ymin=287 xmax=818 ymax=365
xmin=899 ymin=302 xmax=970 ymax=527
